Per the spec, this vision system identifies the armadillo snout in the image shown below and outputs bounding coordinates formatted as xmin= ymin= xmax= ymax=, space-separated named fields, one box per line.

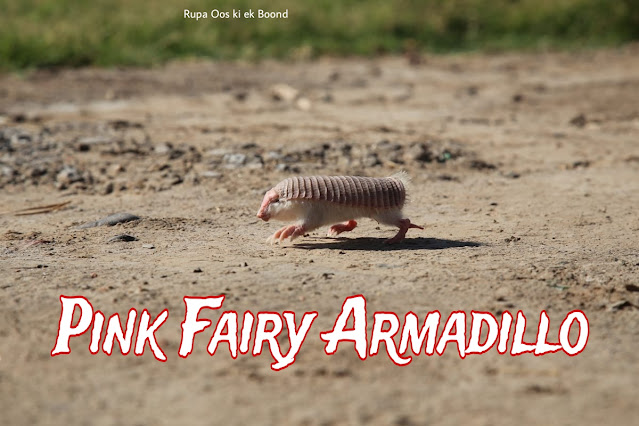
xmin=257 ymin=188 xmax=279 ymax=221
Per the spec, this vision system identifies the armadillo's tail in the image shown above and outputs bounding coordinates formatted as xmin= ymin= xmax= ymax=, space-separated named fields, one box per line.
xmin=390 ymin=170 xmax=411 ymax=187
xmin=390 ymin=170 xmax=412 ymax=205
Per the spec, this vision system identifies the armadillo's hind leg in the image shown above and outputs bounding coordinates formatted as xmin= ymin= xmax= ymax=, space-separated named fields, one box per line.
xmin=385 ymin=218 xmax=423 ymax=245
xmin=372 ymin=210 xmax=423 ymax=244
xmin=327 ymin=220 xmax=357 ymax=237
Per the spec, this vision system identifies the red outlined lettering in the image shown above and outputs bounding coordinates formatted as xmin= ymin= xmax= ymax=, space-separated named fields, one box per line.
xmin=102 ymin=309 xmax=137 ymax=356
xmin=239 ymin=311 xmax=254 ymax=355
xmin=179 ymin=296 xmax=225 ymax=358
xmin=253 ymin=312 xmax=285 ymax=368
xmin=320 ymin=295 xmax=368 ymax=360
xmin=89 ymin=311 xmax=105 ymax=355
xmin=207 ymin=311 xmax=238 ymax=358
xmin=435 ymin=311 xmax=467 ymax=358
xmin=466 ymin=311 xmax=499 ymax=355
xmin=497 ymin=311 xmax=513 ymax=354
xmin=534 ymin=311 xmax=562 ymax=356
xmin=271 ymin=311 xmax=319 ymax=371
xmin=134 ymin=309 xmax=169 ymax=362
xmin=50 ymin=295 xmax=590 ymax=363
xmin=559 ymin=310 xmax=589 ymax=355
xmin=51 ymin=295 xmax=94 ymax=356
xmin=511 ymin=311 xmax=537 ymax=356
xmin=370 ymin=312 xmax=411 ymax=366
xmin=398 ymin=311 xmax=441 ymax=356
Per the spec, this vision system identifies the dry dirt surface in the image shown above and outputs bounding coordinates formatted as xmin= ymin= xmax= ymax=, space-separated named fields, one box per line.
xmin=1 ymin=46 xmax=638 ymax=425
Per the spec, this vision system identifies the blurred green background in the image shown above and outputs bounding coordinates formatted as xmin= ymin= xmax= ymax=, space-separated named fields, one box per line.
xmin=1 ymin=0 xmax=638 ymax=69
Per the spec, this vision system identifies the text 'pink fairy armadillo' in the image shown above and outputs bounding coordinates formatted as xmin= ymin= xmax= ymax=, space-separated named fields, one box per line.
xmin=274 ymin=175 xmax=406 ymax=209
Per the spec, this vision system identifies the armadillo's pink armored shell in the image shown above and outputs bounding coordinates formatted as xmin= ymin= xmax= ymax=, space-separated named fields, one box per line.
xmin=274 ymin=176 xmax=406 ymax=209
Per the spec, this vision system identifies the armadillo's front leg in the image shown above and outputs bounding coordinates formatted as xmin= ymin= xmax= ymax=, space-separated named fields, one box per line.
xmin=327 ymin=220 xmax=357 ymax=237
xmin=268 ymin=224 xmax=307 ymax=244
xmin=385 ymin=218 xmax=423 ymax=245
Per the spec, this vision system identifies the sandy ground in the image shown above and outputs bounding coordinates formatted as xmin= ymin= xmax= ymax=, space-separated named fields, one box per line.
xmin=1 ymin=46 xmax=638 ymax=425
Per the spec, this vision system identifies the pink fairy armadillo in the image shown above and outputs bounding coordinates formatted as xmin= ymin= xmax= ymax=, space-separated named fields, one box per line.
xmin=257 ymin=172 xmax=423 ymax=244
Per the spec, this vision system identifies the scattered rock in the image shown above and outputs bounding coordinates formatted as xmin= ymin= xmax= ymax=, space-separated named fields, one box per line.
xmin=246 ymin=154 xmax=264 ymax=169
xmin=609 ymin=300 xmax=636 ymax=311
xmin=107 ymin=163 xmax=125 ymax=177
xmin=11 ymin=113 xmax=26 ymax=123
xmin=142 ymin=244 xmax=155 ymax=249
xmin=570 ymin=160 xmax=590 ymax=169
xmin=223 ymin=153 xmax=247 ymax=168
xmin=234 ymin=91 xmax=248 ymax=101
xmin=109 ymin=119 xmax=143 ymax=130
xmin=625 ymin=284 xmax=639 ymax=293
xmin=169 ymin=174 xmax=183 ymax=185
xmin=437 ymin=174 xmax=459 ymax=181
xmin=407 ymin=143 xmax=433 ymax=163
xmin=466 ymin=86 xmax=479 ymax=96
xmin=76 ymin=136 xmax=114 ymax=148
xmin=362 ymin=152 xmax=381 ymax=167
xmin=75 ymin=143 xmax=91 ymax=152
xmin=264 ymin=151 xmax=283 ymax=161
xmin=296 ymin=97 xmax=312 ymax=111
xmin=107 ymin=234 xmax=138 ymax=243
xmin=570 ymin=114 xmax=587 ymax=128
xmin=468 ymin=159 xmax=497 ymax=170
xmin=0 ymin=164 xmax=16 ymax=177
xmin=101 ymin=182 xmax=114 ymax=195
xmin=154 ymin=143 xmax=173 ymax=155
xmin=525 ymin=384 xmax=554 ymax=394
xmin=77 ymin=212 xmax=141 ymax=229
xmin=56 ymin=166 xmax=85 ymax=189
xmin=201 ymin=171 xmax=222 ymax=179
xmin=29 ymin=166 xmax=48 ymax=178
xmin=270 ymin=84 xmax=299 ymax=102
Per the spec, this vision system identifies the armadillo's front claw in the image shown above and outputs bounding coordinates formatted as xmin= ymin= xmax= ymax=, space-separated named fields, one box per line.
xmin=286 ymin=225 xmax=307 ymax=242
xmin=279 ymin=225 xmax=298 ymax=241
xmin=268 ymin=224 xmax=307 ymax=244
xmin=267 ymin=225 xmax=287 ymax=244
xmin=385 ymin=219 xmax=423 ymax=245
xmin=267 ymin=226 xmax=285 ymax=244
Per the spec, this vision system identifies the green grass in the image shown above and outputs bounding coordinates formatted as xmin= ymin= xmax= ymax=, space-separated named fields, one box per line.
xmin=1 ymin=0 xmax=638 ymax=70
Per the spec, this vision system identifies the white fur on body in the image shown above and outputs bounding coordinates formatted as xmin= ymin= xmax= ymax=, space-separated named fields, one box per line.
xmin=268 ymin=198 xmax=404 ymax=233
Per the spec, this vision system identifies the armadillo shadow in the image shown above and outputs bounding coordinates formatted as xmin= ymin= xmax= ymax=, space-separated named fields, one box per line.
xmin=292 ymin=237 xmax=482 ymax=251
